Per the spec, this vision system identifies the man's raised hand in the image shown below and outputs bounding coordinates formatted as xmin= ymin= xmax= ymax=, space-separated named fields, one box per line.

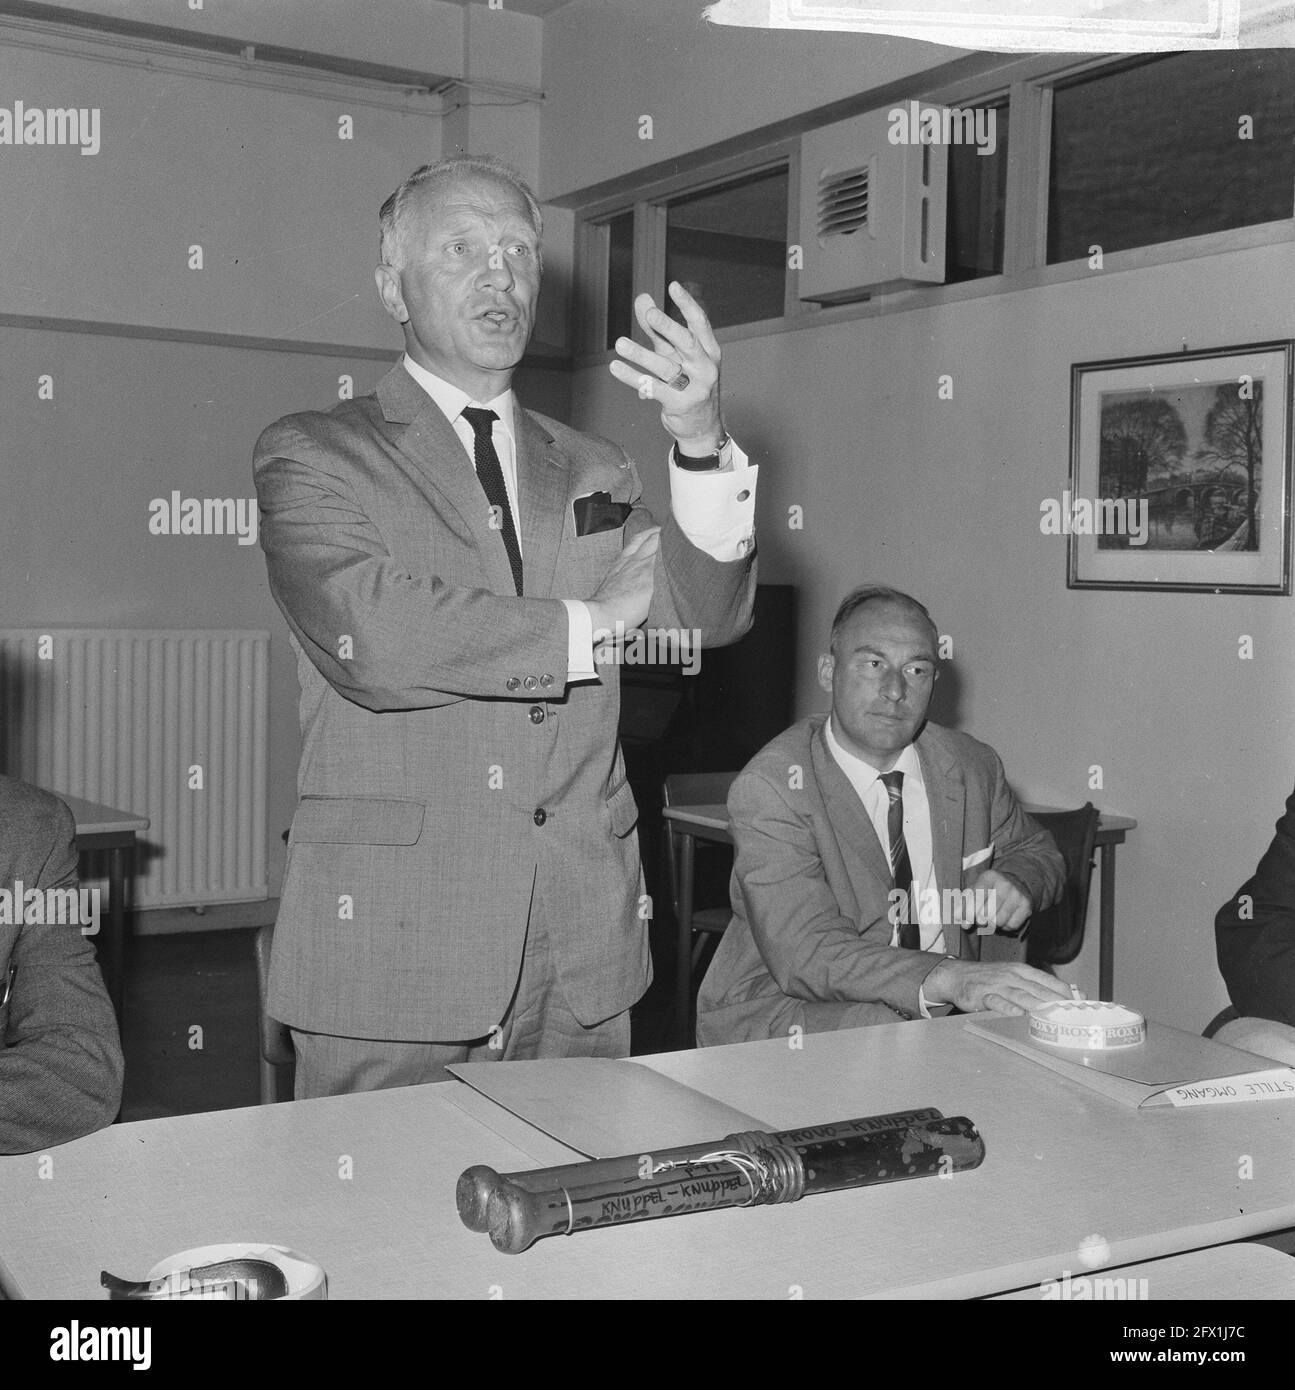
xmin=609 ymin=282 xmax=724 ymax=455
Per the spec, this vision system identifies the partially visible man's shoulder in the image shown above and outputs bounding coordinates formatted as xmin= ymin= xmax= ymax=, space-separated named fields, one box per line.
xmin=0 ymin=774 xmax=72 ymax=825
xmin=254 ymin=389 xmax=388 ymax=462
xmin=733 ymin=718 xmax=823 ymax=796
xmin=0 ymin=775 xmax=75 ymax=867
xmin=920 ymin=721 xmax=1005 ymax=772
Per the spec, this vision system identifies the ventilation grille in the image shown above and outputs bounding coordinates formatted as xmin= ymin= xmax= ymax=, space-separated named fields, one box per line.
xmin=817 ymin=166 xmax=870 ymax=238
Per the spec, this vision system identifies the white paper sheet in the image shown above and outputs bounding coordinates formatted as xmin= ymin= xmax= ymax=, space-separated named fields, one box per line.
xmin=446 ymin=1057 xmax=771 ymax=1157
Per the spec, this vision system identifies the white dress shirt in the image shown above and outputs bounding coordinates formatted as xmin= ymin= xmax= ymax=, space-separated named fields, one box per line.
xmin=824 ymin=717 xmax=947 ymax=957
xmin=402 ymin=354 xmax=757 ymax=683
xmin=824 ymin=718 xmax=951 ymax=1018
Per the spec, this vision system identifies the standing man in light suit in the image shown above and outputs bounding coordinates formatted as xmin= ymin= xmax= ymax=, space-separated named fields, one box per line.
xmin=254 ymin=155 xmax=757 ymax=1096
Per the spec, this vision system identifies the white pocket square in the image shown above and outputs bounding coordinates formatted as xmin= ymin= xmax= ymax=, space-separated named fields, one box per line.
xmin=962 ymin=844 xmax=994 ymax=871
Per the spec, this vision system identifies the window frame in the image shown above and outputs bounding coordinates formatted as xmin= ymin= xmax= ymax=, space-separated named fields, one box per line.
xmin=570 ymin=53 xmax=1295 ymax=360
xmin=574 ymin=140 xmax=799 ymax=364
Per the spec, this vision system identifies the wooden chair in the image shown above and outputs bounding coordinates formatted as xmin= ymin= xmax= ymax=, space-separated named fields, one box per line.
xmin=253 ymin=922 xmax=295 ymax=1104
xmin=662 ymin=771 xmax=738 ymax=1041
xmin=1024 ymin=803 xmax=1100 ymax=969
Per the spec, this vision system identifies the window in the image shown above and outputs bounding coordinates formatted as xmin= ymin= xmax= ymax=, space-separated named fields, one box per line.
xmin=1047 ymin=52 xmax=1295 ymax=264
xmin=663 ymin=166 xmax=789 ymax=329
xmin=573 ymin=52 xmax=1295 ymax=349
xmin=576 ymin=152 xmax=793 ymax=355
xmin=944 ymin=100 xmax=1009 ymax=282
xmin=603 ymin=211 xmax=635 ymax=351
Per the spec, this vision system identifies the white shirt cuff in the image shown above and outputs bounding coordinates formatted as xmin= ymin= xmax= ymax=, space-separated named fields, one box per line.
xmin=668 ymin=440 xmax=757 ymax=563
xmin=918 ymin=957 xmax=956 ymax=1018
xmin=562 ymin=598 xmax=598 ymax=682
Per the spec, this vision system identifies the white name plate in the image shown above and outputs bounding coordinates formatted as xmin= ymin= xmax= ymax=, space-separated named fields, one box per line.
xmin=1162 ymin=1070 xmax=1295 ymax=1108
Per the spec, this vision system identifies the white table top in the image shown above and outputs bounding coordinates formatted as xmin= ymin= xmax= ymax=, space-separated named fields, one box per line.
xmin=59 ymin=792 xmax=149 ymax=836
xmin=1 ymin=1018 xmax=1291 ymax=1300
xmin=991 ymin=1243 xmax=1295 ymax=1300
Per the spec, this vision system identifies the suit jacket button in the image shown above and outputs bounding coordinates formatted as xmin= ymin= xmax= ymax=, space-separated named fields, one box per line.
xmin=505 ymin=676 xmax=520 ymax=691
xmin=533 ymin=808 xmax=547 ymax=826
xmin=523 ymin=676 xmax=538 ymax=690
xmin=529 ymin=705 xmax=545 ymax=724
xmin=539 ymin=674 xmax=554 ymax=689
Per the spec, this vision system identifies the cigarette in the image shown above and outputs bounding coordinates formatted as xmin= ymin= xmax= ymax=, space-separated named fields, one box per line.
xmin=1069 ymin=983 xmax=1082 ymax=1001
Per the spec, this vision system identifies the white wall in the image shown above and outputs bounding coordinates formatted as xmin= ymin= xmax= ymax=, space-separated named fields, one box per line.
xmin=540 ymin=0 xmax=966 ymax=199
xmin=0 ymin=44 xmax=437 ymax=344
xmin=9 ymin=0 xmax=468 ymax=75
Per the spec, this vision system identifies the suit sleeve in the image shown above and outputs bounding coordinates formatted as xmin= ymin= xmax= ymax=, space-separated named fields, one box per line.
xmin=730 ymin=771 xmax=943 ymax=1016
xmin=981 ymin=753 xmax=1066 ymax=913
xmin=621 ymin=447 xmax=755 ymax=650
xmin=0 ymin=800 xmax=123 ymax=1155
xmin=255 ymin=419 xmax=572 ymax=711
xmin=1215 ymin=786 xmax=1295 ymax=1028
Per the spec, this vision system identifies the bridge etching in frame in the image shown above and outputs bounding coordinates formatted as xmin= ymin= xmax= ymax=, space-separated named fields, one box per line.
xmin=1066 ymin=341 xmax=1293 ymax=594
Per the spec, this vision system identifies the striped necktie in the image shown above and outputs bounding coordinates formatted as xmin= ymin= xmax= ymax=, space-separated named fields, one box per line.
xmin=461 ymin=406 xmax=523 ymax=596
xmin=880 ymin=770 xmax=920 ymax=949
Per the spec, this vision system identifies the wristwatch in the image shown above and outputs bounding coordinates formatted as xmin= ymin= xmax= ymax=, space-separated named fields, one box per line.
xmin=673 ymin=432 xmax=731 ymax=472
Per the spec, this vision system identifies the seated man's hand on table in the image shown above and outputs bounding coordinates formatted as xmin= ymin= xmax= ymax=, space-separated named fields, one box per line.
xmin=924 ymin=958 xmax=1074 ymax=1017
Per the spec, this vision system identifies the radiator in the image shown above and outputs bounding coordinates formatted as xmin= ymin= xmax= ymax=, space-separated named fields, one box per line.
xmin=0 ymin=629 xmax=269 ymax=908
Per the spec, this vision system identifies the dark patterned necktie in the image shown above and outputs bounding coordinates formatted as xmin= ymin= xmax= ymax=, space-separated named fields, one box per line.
xmin=461 ymin=406 xmax=523 ymax=596
xmin=880 ymin=770 xmax=920 ymax=949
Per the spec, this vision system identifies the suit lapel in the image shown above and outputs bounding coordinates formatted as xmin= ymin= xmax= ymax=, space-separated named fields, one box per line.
xmin=515 ymin=407 xmax=568 ymax=599
xmin=810 ymin=722 xmax=892 ymax=893
xmin=916 ymin=726 xmax=966 ymax=894
xmin=376 ymin=365 xmax=519 ymax=599
xmin=916 ymin=727 xmax=972 ymax=958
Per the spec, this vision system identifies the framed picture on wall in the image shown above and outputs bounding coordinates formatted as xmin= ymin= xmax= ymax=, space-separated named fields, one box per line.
xmin=1065 ymin=341 xmax=1294 ymax=593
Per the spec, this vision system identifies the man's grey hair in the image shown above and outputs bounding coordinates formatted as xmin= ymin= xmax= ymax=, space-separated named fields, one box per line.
xmin=378 ymin=155 xmax=544 ymax=268
xmin=829 ymin=585 xmax=938 ymax=654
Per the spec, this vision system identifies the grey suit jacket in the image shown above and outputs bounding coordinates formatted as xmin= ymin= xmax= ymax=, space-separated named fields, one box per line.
xmin=696 ymin=716 xmax=1065 ymax=1045
xmin=255 ymin=364 xmax=755 ymax=1040
xmin=0 ymin=776 xmax=124 ymax=1154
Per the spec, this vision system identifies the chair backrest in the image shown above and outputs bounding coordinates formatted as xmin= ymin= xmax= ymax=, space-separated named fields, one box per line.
xmin=1024 ymin=803 xmax=1100 ymax=967
xmin=1203 ymin=1005 xmax=1240 ymax=1038
xmin=254 ymin=922 xmax=295 ymax=1093
xmin=662 ymin=771 xmax=739 ymax=920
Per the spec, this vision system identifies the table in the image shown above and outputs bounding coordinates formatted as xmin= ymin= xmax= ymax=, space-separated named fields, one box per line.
xmin=1 ymin=1018 xmax=1291 ymax=1300
xmin=60 ymin=794 xmax=149 ymax=1020
xmin=990 ymin=1243 xmax=1295 ymax=1300
xmin=663 ymin=802 xmax=1137 ymax=1047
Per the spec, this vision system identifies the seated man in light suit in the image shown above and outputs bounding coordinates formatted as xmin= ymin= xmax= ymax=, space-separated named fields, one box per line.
xmin=0 ymin=775 xmax=123 ymax=1153
xmin=697 ymin=586 xmax=1071 ymax=1046
xmin=1213 ymin=782 xmax=1295 ymax=1065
